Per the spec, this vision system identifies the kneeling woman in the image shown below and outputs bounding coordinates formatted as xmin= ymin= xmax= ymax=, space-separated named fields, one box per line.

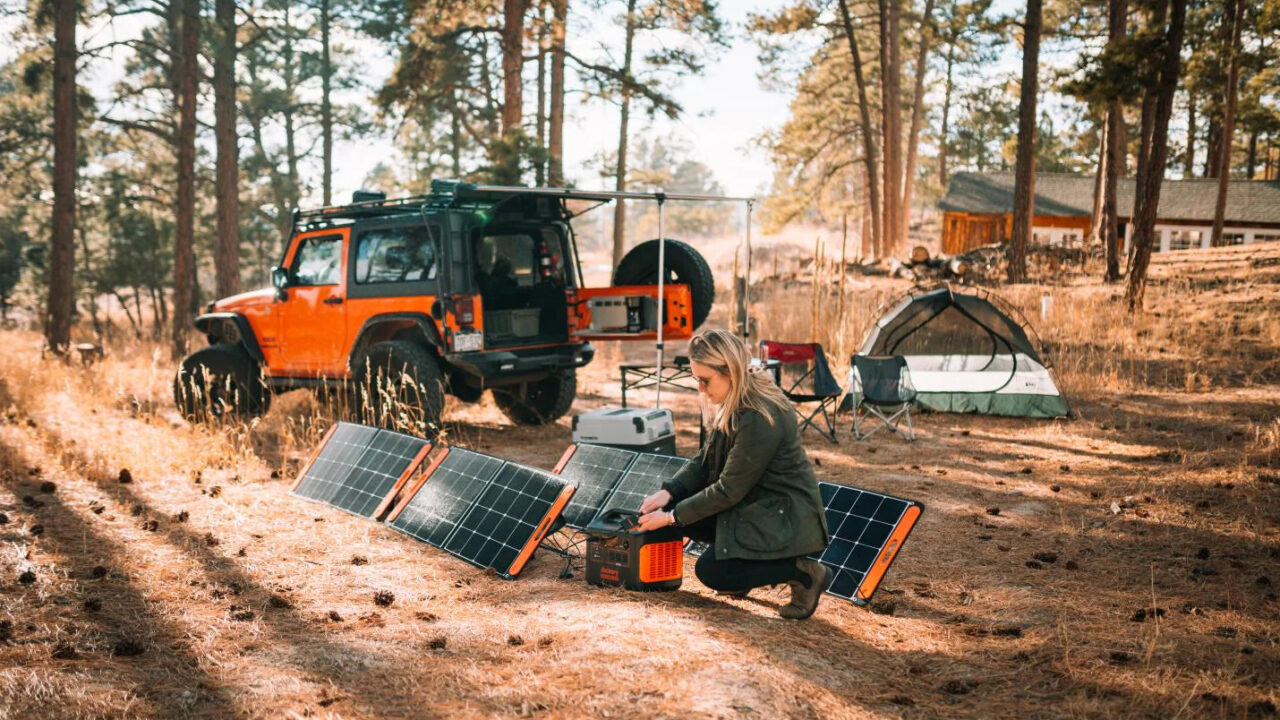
xmin=637 ymin=329 xmax=832 ymax=619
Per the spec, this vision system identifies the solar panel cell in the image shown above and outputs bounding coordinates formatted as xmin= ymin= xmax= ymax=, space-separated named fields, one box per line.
xmin=596 ymin=453 xmax=691 ymax=521
xmin=556 ymin=445 xmax=635 ymax=529
xmin=388 ymin=449 xmax=504 ymax=546
xmin=813 ymin=481 xmax=922 ymax=605
xmin=290 ymin=422 xmax=429 ymax=519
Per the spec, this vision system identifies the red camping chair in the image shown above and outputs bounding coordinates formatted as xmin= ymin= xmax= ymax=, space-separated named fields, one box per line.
xmin=760 ymin=341 xmax=842 ymax=444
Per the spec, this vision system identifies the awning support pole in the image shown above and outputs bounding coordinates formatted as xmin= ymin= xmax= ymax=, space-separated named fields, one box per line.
xmin=655 ymin=192 xmax=666 ymax=408
xmin=745 ymin=200 xmax=754 ymax=349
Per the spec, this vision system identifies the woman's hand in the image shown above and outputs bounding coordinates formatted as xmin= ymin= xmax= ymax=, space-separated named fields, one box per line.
xmin=639 ymin=489 xmax=672 ymax=515
xmin=636 ymin=509 xmax=675 ymax=532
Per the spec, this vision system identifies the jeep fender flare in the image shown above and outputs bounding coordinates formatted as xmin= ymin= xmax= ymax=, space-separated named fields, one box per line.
xmin=194 ymin=313 xmax=265 ymax=363
xmin=348 ymin=313 xmax=445 ymax=372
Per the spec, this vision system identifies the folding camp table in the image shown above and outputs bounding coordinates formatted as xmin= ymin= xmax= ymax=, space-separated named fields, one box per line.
xmin=619 ymin=358 xmax=781 ymax=408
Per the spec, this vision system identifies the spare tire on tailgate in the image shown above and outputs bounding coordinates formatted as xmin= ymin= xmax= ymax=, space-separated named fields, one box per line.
xmin=612 ymin=238 xmax=715 ymax=331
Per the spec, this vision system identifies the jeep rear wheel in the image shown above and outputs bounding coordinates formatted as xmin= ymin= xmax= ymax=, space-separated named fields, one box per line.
xmin=613 ymin=238 xmax=716 ymax=330
xmin=353 ymin=340 xmax=446 ymax=434
xmin=173 ymin=344 xmax=269 ymax=422
xmin=492 ymin=370 xmax=576 ymax=426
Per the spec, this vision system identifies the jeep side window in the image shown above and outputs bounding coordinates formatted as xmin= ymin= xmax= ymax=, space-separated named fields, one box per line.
xmin=291 ymin=235 xmax=343 ymax=286
xmin=355 ymin=227 xmax=439 ymax=284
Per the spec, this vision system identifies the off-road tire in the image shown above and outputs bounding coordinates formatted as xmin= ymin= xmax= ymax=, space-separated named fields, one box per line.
xmin=492 ymin=370 xmax=577 ymax=426
xmin=613 ymin=238 xmax=716 ymax=330
xmin=353 ymin=340 xmax=447 ymax=434
xmin=173 ymin=343 xmax=269 ymax=422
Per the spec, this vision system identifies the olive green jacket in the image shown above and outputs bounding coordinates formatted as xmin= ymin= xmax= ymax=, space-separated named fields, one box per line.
xmin=662 ymin=402 xmax=829 ymax=561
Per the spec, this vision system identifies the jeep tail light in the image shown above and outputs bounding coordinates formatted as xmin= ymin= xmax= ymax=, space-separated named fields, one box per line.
xmin=453 ymin=295 xmax=475 ymax=327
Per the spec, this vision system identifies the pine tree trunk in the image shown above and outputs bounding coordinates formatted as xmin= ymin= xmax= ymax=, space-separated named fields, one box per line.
xmin=1008 ymin=0 xmax=1042 ymax=284
xmin=1203 ymin=115 xmax=1220 ymax=178
xmin=535 ymin=2 xmax=547 ymax=186
xmin=1184 ymin=87 xmax=1196 ymax=176
xmin=501 ymin=0 xmax=529 ymax=135
xmin=878 ymin=0 xmax=902 ymax=256
xmin=939 ymin=38 xmax=956 ymax=191
xmin=172 ymin=0 xmax=198 ymax=359
xmin=1210 ymin=0 xmax=1241 ymax=247
xmin=611 ymin=0 xmax=638 ymax=269
xmin=47 ymin=0 xmax=77 ymax=354
xmin=1246 ymin=127 xmax=1257 ymax=179
xmin=321 ymin=0 xmax=333 ymax=205
xmin=548 ymin=0 xmax=567 ymax=186
xmin=900 ymin=0 xmax=935 ymax=244
xmin=1102 ymin=0 xmax=1128 ymax=283
xmin=1090 ymin=120 xmax=1106 ymax=243
xmin=837 ymin=0 xmax=881 ymax=257
xmin=1126 ymin=0 xmax=1186 ymax=312
xmin=214 ymin=0 xmax=240 ymax=299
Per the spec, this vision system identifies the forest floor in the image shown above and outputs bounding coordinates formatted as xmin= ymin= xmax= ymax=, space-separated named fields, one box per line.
xmin=0 ymin=243 xmax=1277 ymax=720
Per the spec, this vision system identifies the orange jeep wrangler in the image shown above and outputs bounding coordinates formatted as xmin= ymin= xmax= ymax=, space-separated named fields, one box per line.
xmin=174 ymin=181 xmax=715 ymax=428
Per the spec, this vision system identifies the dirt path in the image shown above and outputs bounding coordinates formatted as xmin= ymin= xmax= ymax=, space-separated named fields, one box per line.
xmin=1 ymin=247 xmax=1278 ymax=719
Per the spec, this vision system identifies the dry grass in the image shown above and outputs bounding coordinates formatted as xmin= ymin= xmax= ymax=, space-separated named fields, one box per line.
xmin=0 ymin=243 xmax=1278 ymax=719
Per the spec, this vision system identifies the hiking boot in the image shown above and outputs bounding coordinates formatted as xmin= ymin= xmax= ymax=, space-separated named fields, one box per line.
xmin=779 ymin=558 xmax=832 ymax=620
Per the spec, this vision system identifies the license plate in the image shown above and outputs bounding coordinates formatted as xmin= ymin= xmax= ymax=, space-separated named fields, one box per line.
xmin=453 ymin=332 xmax=483 ymax=352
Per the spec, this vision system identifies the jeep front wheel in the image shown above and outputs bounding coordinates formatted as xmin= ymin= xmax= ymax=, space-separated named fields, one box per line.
xmin=353 ymin=340 xmax=446 ymax=434
xmin=492 ymin=370 xmax=576 ymax=426
xmin=173 ymin=344 xmax=269 ymax=422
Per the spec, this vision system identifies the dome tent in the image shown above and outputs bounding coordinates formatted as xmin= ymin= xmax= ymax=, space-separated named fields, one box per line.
xmin=852 ymin=286 xmax=1069 ymax=418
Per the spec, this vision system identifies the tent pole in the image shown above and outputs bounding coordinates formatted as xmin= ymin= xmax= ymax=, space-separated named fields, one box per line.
xmin=655 ymin=192 xmax=666 ymax=408
xmin=745 ymin=200 xmax=754 ymax=350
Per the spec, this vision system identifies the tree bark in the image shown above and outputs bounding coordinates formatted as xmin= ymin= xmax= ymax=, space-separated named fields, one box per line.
xmin=878 ymin=0 xmax=902 ymax=256
xmin=1210 ymin=0 xmax=1241 ymax=247
xmin=1126 ymin=0 xmax=1186 ymax=312
xmin=172 ymin=0 xmax=199 ymax=359
xmin=214 ymin=0 xmax=241 ymax=299
xmin=47 ymin=0 xmax=77 ymax=354
xmin=548 ymin=0 xmax=567 ymax=185
xmin=501 ymin=0 xmax=529 ymax=135
xmin=1246 ymin=127 xmax=1257 ymax=179
xmin=1103 ymin=0 xmax=1127 ymax=281
xmin=900 ymin=0 xmax=935 ymax=244
xmin=535 ymin=1 xmax=547 ymax=186
xmin=1184 ymin=87 xmax=1196 ymax=176
xmin=939 ymin=37 xmax=956 ymax=191
xmin=611 ymin=0 xmax=638 ymax=269
xmin=321 ymin=0 xmax=333 ymax=205
xmin=1008 ymin=0 xmax=1042 ymax=284
xmin=837 ymin=0 xmax=881 ymax=257
xmin=1203 ymin=115 xmax=1220 ymax=177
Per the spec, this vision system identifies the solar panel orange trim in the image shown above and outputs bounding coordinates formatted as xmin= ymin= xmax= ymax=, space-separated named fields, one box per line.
xmin=372 ymin=442 xmax=434 ymax=521
xmin=290 ymin=423 xmax=339 ymax=492
xmin=551 ymin=444 xmax=578 ymax=473
xmin=506 ymin=484 xmax=577 ymax=578
xmin=385 ymin=446 xmax=452 ymax=523
xmin=854 ymin=504 xmax=922 ymax=605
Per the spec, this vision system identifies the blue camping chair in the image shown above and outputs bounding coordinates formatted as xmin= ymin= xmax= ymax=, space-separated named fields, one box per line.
xmin=845 ymin=355 xmax=917 ymax=441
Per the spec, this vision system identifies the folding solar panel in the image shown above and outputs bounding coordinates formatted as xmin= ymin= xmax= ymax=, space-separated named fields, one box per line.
xmin=813 ymin=481 xmax=922 ymax=605
xmin=445 ymin=462 xmax=574 ymax=578
xmin=597 ymin=453 xmax=693 ymax=521
xmin=552 ymin=444 xmax=638 ymax=529
xmin=387 ymin=448 xmax=574 ymax=579
xmin=290 ymin=422 xmax=431 ymax=520
xmin=387 ymin=448 xmax=504 ymax=547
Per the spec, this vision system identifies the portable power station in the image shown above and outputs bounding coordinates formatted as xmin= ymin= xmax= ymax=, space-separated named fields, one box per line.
xmin=584 ymin=510 xmax=683 ymax=591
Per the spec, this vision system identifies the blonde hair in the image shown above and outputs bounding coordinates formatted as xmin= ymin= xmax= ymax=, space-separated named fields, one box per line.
xmin=688 ymin=328 xmax=791 ymax=434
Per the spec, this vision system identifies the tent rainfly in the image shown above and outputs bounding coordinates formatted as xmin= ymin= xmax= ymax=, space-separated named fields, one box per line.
xmin=853 ymin=287 xmax=1069 ymax=418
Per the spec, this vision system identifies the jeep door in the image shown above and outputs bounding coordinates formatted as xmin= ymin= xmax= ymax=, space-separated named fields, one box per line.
xmin=344 ymin=220 xmax=444 ymax=352
xmin=277 ymin=228 xmax=349 ymax=376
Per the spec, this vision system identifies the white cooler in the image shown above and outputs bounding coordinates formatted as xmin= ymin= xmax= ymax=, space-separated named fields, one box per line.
xmin=571 ymin=407 xmax=677 ymax=455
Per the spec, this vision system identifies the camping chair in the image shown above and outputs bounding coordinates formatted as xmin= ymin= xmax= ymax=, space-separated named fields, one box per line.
xmin=846 ymin=355 xmax=917 ymax=441
xmin=760 ymin=341 xmax=842 ymax=444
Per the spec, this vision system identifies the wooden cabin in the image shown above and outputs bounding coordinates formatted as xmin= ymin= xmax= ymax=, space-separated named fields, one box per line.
xmin=937 ymin=171 xmax=1280 ymax=255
